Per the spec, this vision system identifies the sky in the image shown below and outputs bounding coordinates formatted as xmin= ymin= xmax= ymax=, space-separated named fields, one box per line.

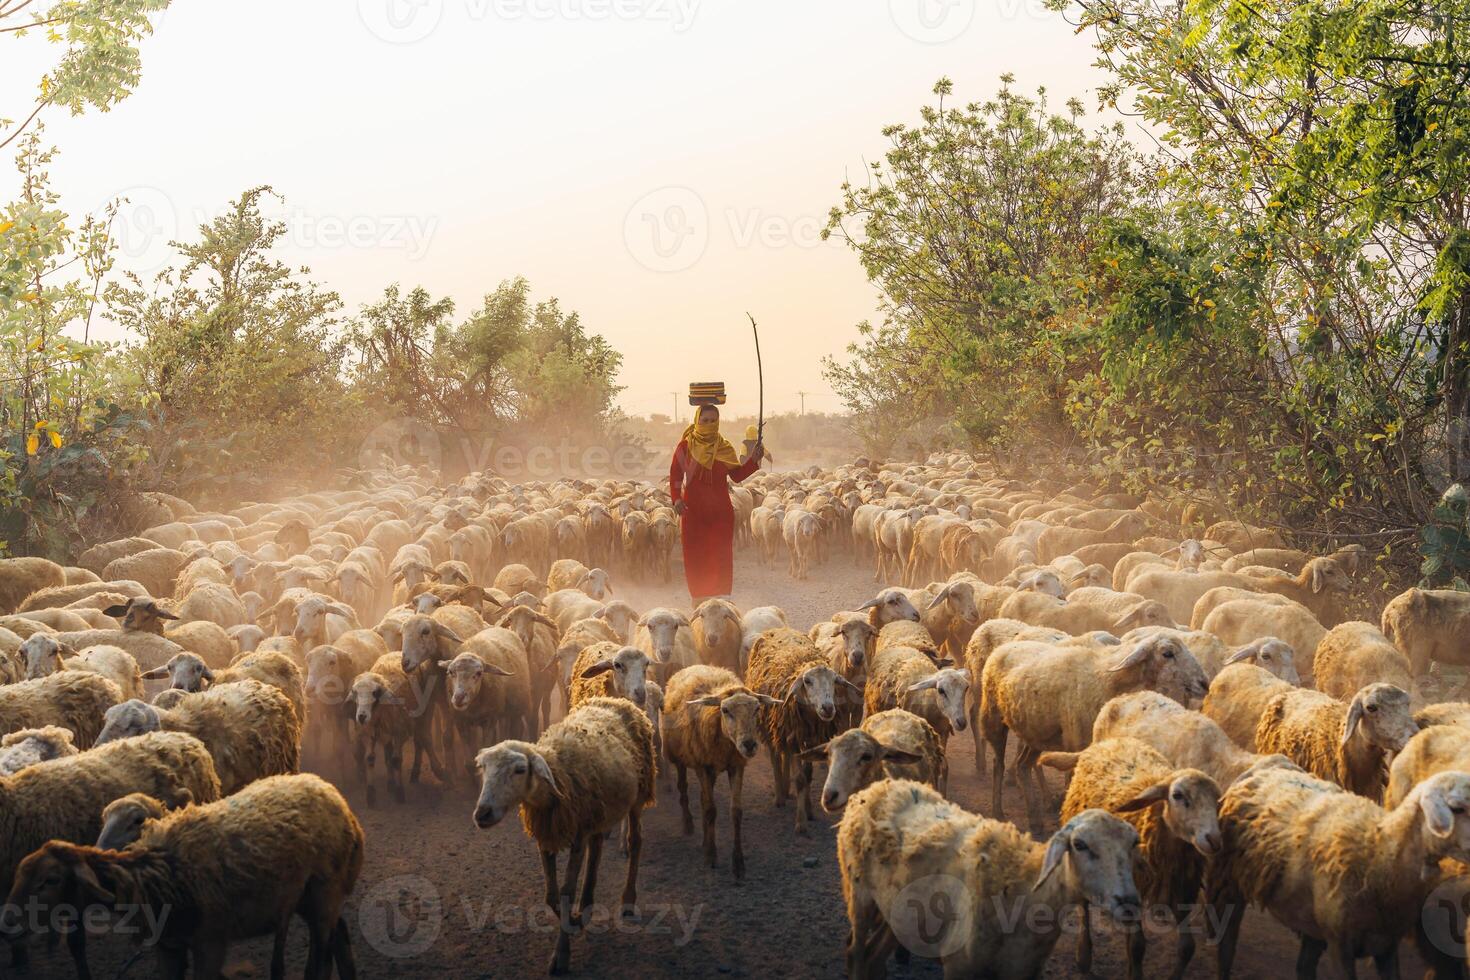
xmin=5 ymin=0 xmax=1112 ymax=418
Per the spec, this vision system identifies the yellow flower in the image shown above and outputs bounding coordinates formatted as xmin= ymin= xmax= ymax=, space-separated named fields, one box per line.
xmin=0 ymin=220 xmax=13 ymax=235
xmin=25 ymin=433 xmax=38 ymax=456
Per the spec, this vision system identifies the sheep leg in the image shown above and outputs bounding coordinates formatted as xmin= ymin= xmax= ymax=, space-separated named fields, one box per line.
xmin=574 ymin=834 xmax=603 ymax=927
xmin=191 ymin=939 xmax=227 ymax=980
xmin=987 ymin=723 xmax=1009 ymax=820
xmin=621 ymin=808 xmax=642 ymax=919
xmin=846 ymin=897 xmax=877 ymax=980
xmin=1208 ymin=880 xmax=1246 ymax=980
xmin=330 ymin=917 xmax=357 ymax=980
xmin=1076 ymin=899 xmax=1094 ymax=974
xmin=540 ymin=850 xmax=559 ymax=911
xmin=970 ymin=702 xmax=985 ymax=775
xmin=675 ymin=762 xmax=693 ymax=835
xmin=155 ymin=947 xmax=188 ymax=980
xmin=697 ymin=765 xmax=719 ymax=867
xmin=363 ymin=735 xmax=379 ymax=808
xmin=1293 ymin=935 xmax=1327 ymax=978
xmin=270 ymin=911 xmax=289 ymax=980
xmin=387 ymin=739 xmax=406 ymax=804
xmin=729 ymin=767 xmax=746 ymax=882
xmin=1014 ymin=749 xmax=1046 ymax=838
xmin=770 ymin=746 xmax=789 ymax=806
xmin=794 ymin=756 xmax=813 ymax=835
xmin=65 ymin=927 xmax=90 ymax=980
xmin=1168 ymin=908 xmax=1195 ymax=980
xmin=1125 ymin=919 xmax=1148 ymax=980
xmin=549 ymin=837 xmax=586 ymax=975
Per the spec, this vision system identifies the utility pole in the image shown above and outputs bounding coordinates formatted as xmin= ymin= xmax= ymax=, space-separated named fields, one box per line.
xmin=796 ymin=391 xmax=810 ymax=416
xmin=669 ymin=391 xmax=680 ymax=423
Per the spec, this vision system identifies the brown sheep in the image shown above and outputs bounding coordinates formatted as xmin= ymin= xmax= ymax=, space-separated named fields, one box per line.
xmin=472 ymin=697 xmax=655 ymax=974
xmin=0 ymin=670 xmax=123 ymax=748
xmin=11 ymin=773 xmax=360 ymax=980
xmin=1312 ymin=621 xmax=1412 ymax=701
xmin=0 ymin=558 xmax=66 ymax=615
xmin=1254 ymin=683 xmax=1417 ymax=799
xmin=745 ymin=628 xmax=859 ymax=834
xmin=663 ymin=664 xmax=780 ymax=880
xmin=803 ymin=707 xmax=942 ymax=811
xmin=95 ymin=680 xmax=300 ymax=795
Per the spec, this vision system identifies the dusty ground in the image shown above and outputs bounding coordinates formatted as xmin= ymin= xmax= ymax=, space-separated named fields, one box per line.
xmin=22 ymin=549 xmax=1441 ymax=979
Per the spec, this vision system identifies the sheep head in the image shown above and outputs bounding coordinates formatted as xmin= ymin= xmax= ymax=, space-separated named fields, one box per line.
xmin=141 ymin=652 xmax=213 ymax=692
xmin=1117 ymin=769 xmax=1223 ymax=857
xmin=96 ymin=793 xmax=168 ymax=851
xmin=1342 ymin=683 xmax=1417 ymax=752
xmin=687 ymin=688 xmax=777 ymax=762
xmin=1034 ymin=809 xmax=1141 ymax=923
xmin=906 ymin=667 xmax=971 ymax=733
xmin=804 ymin=728 xmax=923 ymax=812
xmin=438 ymin=651 xmax=515 ymax=709
xmin=577 ymin=646 xmax=651 ymax=706
xmin=473 ymin=742 xmax=563 ymax=829
xmin=95 ymin=700 xmax=163 ymax=745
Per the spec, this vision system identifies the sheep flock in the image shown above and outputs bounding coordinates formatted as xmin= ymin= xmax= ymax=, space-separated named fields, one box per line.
xmin=5 ymin=451 xmax=1470 ymax=978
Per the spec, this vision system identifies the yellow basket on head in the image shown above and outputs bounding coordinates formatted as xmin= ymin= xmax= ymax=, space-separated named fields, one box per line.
xmin=688 ymin=382 xmax=726 ymax=407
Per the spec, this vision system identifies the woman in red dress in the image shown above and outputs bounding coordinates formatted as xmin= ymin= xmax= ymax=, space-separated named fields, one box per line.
xmin=670 ymin=405 xmax=764 ymax=601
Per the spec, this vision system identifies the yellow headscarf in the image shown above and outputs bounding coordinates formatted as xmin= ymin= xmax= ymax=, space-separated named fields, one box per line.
xmin=682 ymin=419 xmax=740 ymax=469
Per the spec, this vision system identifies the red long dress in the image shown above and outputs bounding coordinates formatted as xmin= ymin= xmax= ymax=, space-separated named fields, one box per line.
xmin=669 ymin=441 xmax=761 ymax=599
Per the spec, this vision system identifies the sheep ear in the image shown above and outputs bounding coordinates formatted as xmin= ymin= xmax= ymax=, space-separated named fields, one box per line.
xmin=1034 ymin=829 xmax=1071 ymax=889
xmin=155 ymin=608 xmax=180 ymax=621
xmin=436 ymin=659 xmax=454 ymax=670
xmin=140 ymin=666 xmax=171 ymax=680
xmin=532 ymin=613 xmax=558 ymax=631
xmin=102 ymin=604 xmax=131 ymax=618
xmin=1116 ymin=782 xmax=1170 ymax=813
xmin=485 ymin=663 xmax=515 ymax=677
xmin=856 ymin=598 xmax=880 ymax=611
xmin=925 ymin=589 xmax=949 ymax=611
xmin=433 ymin=623 xmax=464 ymax=645
xmin=1037 ymin=751 xmax=1080 ymax=772
xmin=837 ymin=676 xmax=863 ymax=693
xmin=56 ymin=641 xmax=78 ymax=658
xmin=529 ymin=753 xmax=565 ymax=799
xmin=72 ymin=859 xmax=116 ymax=903
xmin=327 ymin=603 xmax=355 ymax=620
xmin=877 ymin=745 xmax=924 ymax=766
xmin=755 ymin=693 xmax=782 ymax=706
xmin=580 ymin=660 xmax=614 ymax=678
xmin=799 ymin=740 xmax=832 ymax=761
xmin=686 ymin=695 xmax=723 ymax=708
xmin=1109 ymin=639 xmax=1155 ymax=673
xmin=906 ymin=676 xmax=939 ymax=693
xmin=1224 ymin=640 xmax=1265 ymax=666
xmin=1112 ymin=607 xmax=1144 ymax=630
xmin=1311 ymin=563 xmax=1327 ymax=594
xmin=1342 ymin=696 xmax=1365 ymax=747
xmin=1420 ymin=783 xmax=1457 ymax=839
xmin=200 ymin=666 xmax=215 ymax=683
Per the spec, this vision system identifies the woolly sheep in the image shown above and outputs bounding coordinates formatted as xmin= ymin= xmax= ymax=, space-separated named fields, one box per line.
xmin=691 ymin=598 xmax=743 ymax=674
xmin=568 ymin=643 xmax=651 ymax=712
xmin=1198 ymin=597 xmax=1328 ymax=680
xmin=472 ymin=697 xmax=655 ymax=974
xmin=1254 ymin=683 xmax=1417 ymax=798
xmin=0 ymin=670 xmax=122 ymax=748
xmin=803 ymin=707 xmax=942 ymax=811
xmin=1310 ymin=621 xmax=1412 ymax=702
xmin=738 ymin=605 xmax=788 ymax=667
xmin=1385 ymin=724 xmax=1470 ymax=809
xmin=1086 ymin=690 xmax=1270 ymax=800
xmin=1209 ymin=766 xmax=1470 ymax=979
xmin=19 ymin=635 xmax=144 ymax=700
xmin=17 ymin=578 xmax=147 ymax=613
xmin=746 ymin=627 xmax=858 ymax=834
xmin=633 ymin=607 xmax=696 ymax=683
xmin=95 ymin=680 xmax=300 ymax=795
xmin=0 ymin=726 xmax=79 ymax=775
xmin=0 ymin=730 xmax=220 ymax=969
xmin=142 ymin=650 xmax=306 ymax=722
xmin=1039 ymin=737 xmax=1222 ymax=980
xmin=662 ymin=664 xmax=780 ymax=879
xmin=350 ymin=651 xmax=441 ymax=804
xmin=863 ymin=646 xmax=969 ymax=792
xmin=980 ymin=632 xmax=1208 ymax=834
xmin=14 ymin=773 xmax=360 ymax=980
xmin=101 ymin=548 xmax=190 ymax=598
xmin=1380 ymin=587 xmax=1470 ymax=691
xmin=100 ymin=597 xmax=235 ymax=668
xmin=838 ymin=779 xmax=1141 ymax=979
xmin=0 ymin=558 xmax=66 ymax=615
xmin=1199 ymin=640 xmax=1303 ymax=750
xmin=77 ymin=538 xmax=158 ymax=577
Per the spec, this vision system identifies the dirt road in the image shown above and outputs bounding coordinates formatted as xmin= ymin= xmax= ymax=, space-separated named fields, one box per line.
xmin=25 ymin=551 xmax=1443 ymax=979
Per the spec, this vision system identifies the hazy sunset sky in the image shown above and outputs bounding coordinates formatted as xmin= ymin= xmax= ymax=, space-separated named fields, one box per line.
xmin=7 ymin=0 xmax=1110 ymax=418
